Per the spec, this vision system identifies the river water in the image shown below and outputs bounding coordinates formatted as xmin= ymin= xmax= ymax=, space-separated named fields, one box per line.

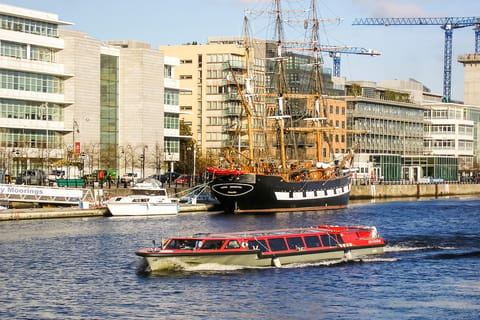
xmin=1 ymin=197 xmax=479 ymax=319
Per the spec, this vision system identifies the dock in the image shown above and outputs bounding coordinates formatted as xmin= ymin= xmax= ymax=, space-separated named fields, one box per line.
xmin=0 ymin=203 xmax=220 ymax=221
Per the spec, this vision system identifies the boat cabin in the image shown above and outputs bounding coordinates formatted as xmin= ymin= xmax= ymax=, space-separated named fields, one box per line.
xmin=161 ymin=226 xmax=379 ymax=255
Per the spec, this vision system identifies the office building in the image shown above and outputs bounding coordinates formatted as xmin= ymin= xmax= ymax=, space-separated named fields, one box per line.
xmin=0 ymin=4 xmax=179 ymax=180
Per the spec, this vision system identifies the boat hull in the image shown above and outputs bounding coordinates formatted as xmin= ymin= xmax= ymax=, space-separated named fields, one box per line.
xmin=106 ymin=196 xmax=178 ymax=216
xmin=138 ymin=245 xmax=384 ymax=271
xmin=210 ymin=173 xmax=351 ymax=213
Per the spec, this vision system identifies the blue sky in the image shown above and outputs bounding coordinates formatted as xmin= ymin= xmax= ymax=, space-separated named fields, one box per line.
xmin=4 ymin=0 xmax=480 ymax=101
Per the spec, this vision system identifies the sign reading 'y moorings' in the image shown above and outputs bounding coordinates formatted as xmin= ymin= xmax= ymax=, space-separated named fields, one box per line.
xmin=0 ymin=184 xmax=83 ymax=204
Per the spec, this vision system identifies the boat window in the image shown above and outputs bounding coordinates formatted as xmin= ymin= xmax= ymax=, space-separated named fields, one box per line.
xmin=200 ymin=240 xmax=225 ymax=250
xmin=225 ymin=240 xmax=240 ymax=249
xmin=336 ymin=235 xmax=344 ymax=244
xmin=166 ymin=239 xmax=197 ymax=250
xmin=286 ymin=237 xmax=304 ymax=250
xmin=304 ymin=235 xmax=321 ymax=248
xmin=248 ymin=239 xmax=268 ymax=252
xmin=268 ymin=238 xmax=288 ymax=252
xmin=321 ymin=234 xmax=337 ymax=247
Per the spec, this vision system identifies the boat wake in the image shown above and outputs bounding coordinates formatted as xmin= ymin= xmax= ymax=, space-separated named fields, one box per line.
xmin=383 ymin=244 xmax=480 ymax=263
xmin=425 ymin=249 xmax=480 ymax=260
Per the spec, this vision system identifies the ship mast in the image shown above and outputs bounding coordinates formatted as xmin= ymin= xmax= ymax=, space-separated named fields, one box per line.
xmin=310 ymin=0 xmax=327 ymax=163
xmin=273 ymin=0 xmax=289 ymax=170
xmin=243 ymin=14 xmax=255 ymax=164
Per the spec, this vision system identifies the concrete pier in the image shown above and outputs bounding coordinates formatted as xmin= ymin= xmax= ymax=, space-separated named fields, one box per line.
xmin=350 ymin=183 xmax=480 ymax=199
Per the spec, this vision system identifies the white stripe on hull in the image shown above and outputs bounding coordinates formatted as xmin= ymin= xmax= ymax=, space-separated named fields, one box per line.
xmin=275 ymin=185 xmax=350 ymax=201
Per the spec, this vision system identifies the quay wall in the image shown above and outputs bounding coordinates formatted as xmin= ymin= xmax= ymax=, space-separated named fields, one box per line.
xmin=350 ymin=183 xmax=480 ymax=199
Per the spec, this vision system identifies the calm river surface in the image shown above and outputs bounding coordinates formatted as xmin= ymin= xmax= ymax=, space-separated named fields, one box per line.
xmin=1 ymin=197 xmax=479 ymax=319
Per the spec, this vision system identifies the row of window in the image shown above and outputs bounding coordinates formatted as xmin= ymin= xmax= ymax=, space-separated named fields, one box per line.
xmin=357 ymin=102 xmax=423 ymax=120
xmin=424 ymin=140 xmax=474 ymax=149
xmin=0 ymin=129 xmax=61 ymax=149
xmin=0 ymin=99 xmax=62 ymax=121
xmin=428 ymin=124 xmax=473 ymax=135
xmin=0 ymin=70 xmax=63 ymax=93
xmin=250 ymin=234 xmax=342 ymax=252
xmin=167 ymin=233 xmax=343 ymax=252
xmin=0 ymin=41 xmax=56 ymax=63
xmin=424 ymin=109 xmax=464 ymax=120
xmin=0 ymin=14 xmax=58 ymax=38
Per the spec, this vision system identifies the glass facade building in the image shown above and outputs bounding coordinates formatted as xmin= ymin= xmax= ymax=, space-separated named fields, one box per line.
xmin=100 ymin=55 xmax=119 ymax=171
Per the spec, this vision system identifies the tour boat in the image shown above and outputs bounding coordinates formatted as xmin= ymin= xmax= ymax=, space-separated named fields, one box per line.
xmin=136 ymin=225 xmax=385 ymax=271
xmin=106 ymin=178 xmax=178 ymax=216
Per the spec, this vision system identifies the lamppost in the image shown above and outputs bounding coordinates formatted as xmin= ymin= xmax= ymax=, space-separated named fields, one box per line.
xmin=13 ymin=149 xmax=20 ymax=183
xmin=80 ymin=152 xmax=87 ymax=177
xmin=120 ymin=146 xmax=127 ymax=175
xmin=40 ymin=103 xmax=49 ymax=173
xmin=141 ymin=145 xmax=148 ymax=178
xmin=187 ymin=142 xmax=196 ymax=185
xmin=73 ymin=120 xmax=79 ymax=155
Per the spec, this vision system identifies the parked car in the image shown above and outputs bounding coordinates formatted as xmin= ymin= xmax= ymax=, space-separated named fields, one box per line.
xmin=48 ymin=169 xmax=65 ymax=185
xmin=16 ymin=169 xmax=47 ymax=185
xmin=157 ymin=172 xmax=181 ymax=183
xmin=174 ymin=175 xmax=193 ymax=185
xmin=120 ymin=172 xmax=137 ymax=184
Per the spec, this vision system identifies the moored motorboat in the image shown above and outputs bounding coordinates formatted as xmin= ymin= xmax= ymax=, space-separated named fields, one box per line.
xmin=106 ymin=194 xmax=178 ymax=216
xmin=106 ymin=178 xmax=178 ymax=216
xmin=136 ymin=225 xmax=385 ymax=271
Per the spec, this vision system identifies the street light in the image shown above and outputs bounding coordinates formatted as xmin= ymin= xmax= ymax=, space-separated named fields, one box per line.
xmin=40 ymin=103 xmax=49 ymax=173
xmin=73 ymin=120 xmax=79 ymax=154
xmin=187 ymin=142 xmax=196 ymax=185
xmin=141 ymin=145 xmax=148 ymax=178
xmin=13 ymin=149 xmax=20 ymax=183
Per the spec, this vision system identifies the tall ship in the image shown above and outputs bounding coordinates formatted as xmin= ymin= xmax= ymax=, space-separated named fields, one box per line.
xmin=209 ymin=0 xmax=356 ymax=214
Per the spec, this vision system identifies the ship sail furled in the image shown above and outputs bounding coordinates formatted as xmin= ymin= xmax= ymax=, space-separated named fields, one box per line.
xmin=209 ymin=0 xmax=355 ymax=214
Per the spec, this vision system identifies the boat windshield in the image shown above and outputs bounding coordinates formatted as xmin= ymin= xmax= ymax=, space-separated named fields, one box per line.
xmin=166 ymin=239 xmax=198 ymax=250
xmin=199 ymin=240 xmax=225 ymax=250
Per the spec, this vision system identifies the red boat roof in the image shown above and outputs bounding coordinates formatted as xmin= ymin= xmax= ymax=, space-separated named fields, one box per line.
xmin=206 ymin=167 xmax=245 ymax=175
xmin=189 ymin=225 xmax=373 ymax=240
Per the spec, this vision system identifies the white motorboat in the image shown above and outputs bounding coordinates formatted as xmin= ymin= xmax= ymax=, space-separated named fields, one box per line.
xmin=106 ymin=178 xmax=178 ymax=216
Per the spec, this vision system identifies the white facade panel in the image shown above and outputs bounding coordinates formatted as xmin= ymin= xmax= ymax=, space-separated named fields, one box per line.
xmin=0 ymin=29 xmax=65 ymax=49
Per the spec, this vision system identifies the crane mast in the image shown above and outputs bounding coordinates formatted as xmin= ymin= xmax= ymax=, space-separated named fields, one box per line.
xmin=353 ymin=16 xmax=480 ymax=102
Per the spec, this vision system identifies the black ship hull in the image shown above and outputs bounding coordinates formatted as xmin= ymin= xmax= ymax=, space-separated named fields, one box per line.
xmin=210 ymin=174 xmax=351 ymax=214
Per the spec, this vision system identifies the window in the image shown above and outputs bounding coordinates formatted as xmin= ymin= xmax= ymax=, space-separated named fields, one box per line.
xmin=268 ymin=238 xmax=287 ymax=251
xmin=164 ymin=65 xmax=173 ymax=78
xmin=320 ymin=234 xmax=337 ymax=247
xmin=304 ymin=235 xmax=321 ymax=248
xmin=225 ymin=240 xmax=240 ymax=249
xmin=286 ymin=237 xmax=304 ymax=250
xmin=164 ymin=89 xmax=179 ymax=105
xmin=200 ymin=240 xmax=225 ymax=250
xmin=166 ymin=239 xmax=197 ymax=249
xmin=248 ymin=239 xmax=268 ymax=252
